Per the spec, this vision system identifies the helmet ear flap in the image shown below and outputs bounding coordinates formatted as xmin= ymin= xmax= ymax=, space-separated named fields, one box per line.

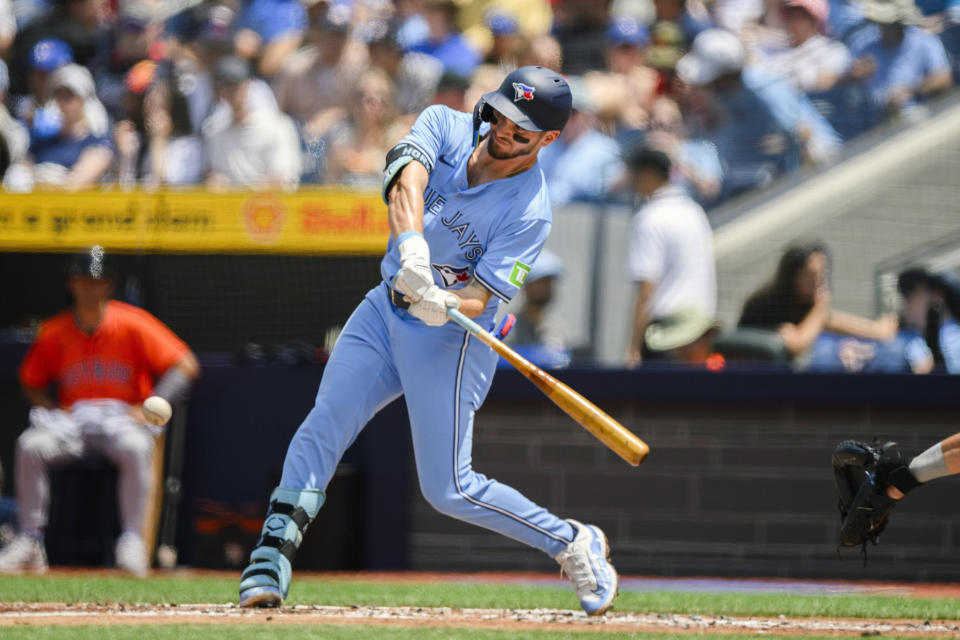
xmin=480 ymin=102 xmax=493 ymax=123
xmin=472 ymin=98 xmax=492 ymax=147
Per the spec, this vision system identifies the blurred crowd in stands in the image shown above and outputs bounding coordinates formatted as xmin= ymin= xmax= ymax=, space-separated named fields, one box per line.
xmin=0 ymin=0 xmax=957 ymax=205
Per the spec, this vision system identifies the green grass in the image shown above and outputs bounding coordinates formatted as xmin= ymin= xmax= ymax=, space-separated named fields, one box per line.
xmin=0 ymin=628 xmax=928 ymax=640
xmin=1 ymin=574 xmax=958 ymax=621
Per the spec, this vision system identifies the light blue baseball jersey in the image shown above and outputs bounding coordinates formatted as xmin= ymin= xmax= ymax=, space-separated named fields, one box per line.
xmin=380 ymin=105 xmax=552 ymax=326
xmin=276 ymin=103 xmax=576 ymax=562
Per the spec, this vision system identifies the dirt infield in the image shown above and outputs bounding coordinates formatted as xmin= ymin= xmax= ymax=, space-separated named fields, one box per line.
xmin=1 ymin=602 xmax=960 ymax=636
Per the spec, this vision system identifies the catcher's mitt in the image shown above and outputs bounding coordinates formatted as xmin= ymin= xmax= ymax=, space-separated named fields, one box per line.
xmin=832 ymin=440 xmax=920 ymax=558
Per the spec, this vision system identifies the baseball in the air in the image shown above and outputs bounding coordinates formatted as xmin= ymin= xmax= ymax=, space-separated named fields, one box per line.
xmin=142 ymin=395 xmax=173 ymax=427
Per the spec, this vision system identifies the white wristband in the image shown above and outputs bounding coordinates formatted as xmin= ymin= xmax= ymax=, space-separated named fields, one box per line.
xmin=398 ymin=232 xmax=430 ymax=265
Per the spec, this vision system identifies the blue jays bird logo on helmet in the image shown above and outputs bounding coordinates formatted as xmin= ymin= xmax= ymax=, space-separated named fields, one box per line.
xmin=512 ymin=82 xmax=535 ymax=101
xmin=472 ymin=66 xmax=572 ymax=146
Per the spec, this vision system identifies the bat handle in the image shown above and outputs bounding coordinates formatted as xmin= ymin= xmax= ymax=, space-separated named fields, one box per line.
xmin=447 ymin=307 xmax=484 ymax=335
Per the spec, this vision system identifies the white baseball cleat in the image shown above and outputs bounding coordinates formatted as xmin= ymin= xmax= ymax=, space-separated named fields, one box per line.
xmin=115 ymin=532 xmax=149 ymax=577
xmin=555 ymin=519 xmax=619 ymax=616
xmin=0 ymin=535 xmax=48 ymax=574
xmin=239 ymin=585 xmax=283 ymax=608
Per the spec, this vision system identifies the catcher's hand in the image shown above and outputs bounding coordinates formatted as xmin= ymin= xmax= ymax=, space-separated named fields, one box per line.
xmin=832 ymin=440 xmax=919 ymax=553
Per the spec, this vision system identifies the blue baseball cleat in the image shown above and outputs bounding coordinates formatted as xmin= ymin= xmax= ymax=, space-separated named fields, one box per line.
xmin=238 ymin=585 xmax=283 ymax=608
xmin=554 ymin=519 xmax=619 ymax=616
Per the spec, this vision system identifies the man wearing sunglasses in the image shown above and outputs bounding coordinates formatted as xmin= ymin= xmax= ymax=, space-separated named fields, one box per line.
xmin=239 ymin=66 xmax=620 ymax=617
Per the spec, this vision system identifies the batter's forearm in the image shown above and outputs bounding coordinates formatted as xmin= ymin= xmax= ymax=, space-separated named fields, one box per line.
xmin=454 ymin=279 xmax=494 ymax=319
xmin=387 ymin=162 xmax=429 ymax=237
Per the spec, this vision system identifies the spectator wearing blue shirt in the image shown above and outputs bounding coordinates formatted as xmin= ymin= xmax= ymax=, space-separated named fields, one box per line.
xmin=896 ymin=268 xmax=937 ymax=373
xmin=234 ymin=0 xmax=307 ymax=77
xmin=14 ymin=38 xmax=72 ymax=135
xmin=848 ymin=0 xmax=952 ymax=115
xmin=408 ymin=0 xmax=480 ymax=77
xmin=0 ymin=60 xmax=30 ymax=182
xmin=828 ymin=0 xmax=866 ymax=41
xmin=676 ymin=29 xmax=841 ymax=200
xmin=604 ymin=16 xmax=660 ymax=132
xmin=9 ymin=63 xmax=112 ymax=191
xmin=930 ymin=271 xmax=960 ymax=373
xmin=537 ymin=76 xmax=625 ymax=205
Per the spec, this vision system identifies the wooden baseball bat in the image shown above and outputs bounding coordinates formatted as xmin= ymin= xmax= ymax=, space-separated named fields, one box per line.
xmin=447 ymin=308 xmax=650 ymax=466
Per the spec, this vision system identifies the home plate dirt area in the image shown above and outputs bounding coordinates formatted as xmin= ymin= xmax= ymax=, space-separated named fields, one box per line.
xmin=2 ymin=602 xmax=960 ymax=636
xmin=2 ymin=573 xmax=960 ymax=636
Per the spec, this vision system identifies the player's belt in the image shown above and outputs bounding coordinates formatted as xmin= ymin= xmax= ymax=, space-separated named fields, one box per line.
xmin=388 ymin=287 xmax=411 ymax=309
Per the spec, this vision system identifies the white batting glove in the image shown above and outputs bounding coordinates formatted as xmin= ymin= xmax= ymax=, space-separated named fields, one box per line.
xmin=408 ymin=285 xmax=459 ymax=326
xmin=394 ymin=233 xmax=434 ymax=303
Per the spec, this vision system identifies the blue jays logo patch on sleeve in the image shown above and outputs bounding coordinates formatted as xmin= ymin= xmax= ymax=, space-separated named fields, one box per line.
xmin=512 ymin=82 xmax=535 ymax=101
xmin=433 ymin=263 xmax=471 ymax=288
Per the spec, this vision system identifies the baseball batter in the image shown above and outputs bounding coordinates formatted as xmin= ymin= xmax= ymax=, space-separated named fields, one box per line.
xmin=239 ymin=66 xmax=619 ymax=615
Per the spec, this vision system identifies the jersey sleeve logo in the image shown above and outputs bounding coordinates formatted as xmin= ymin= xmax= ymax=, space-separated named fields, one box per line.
xmin=508 ymin=261 xmax=532 ymax=287
xmin=433 ymin=263 xmax=471 ymax=288
xmin=512 ymin=82 xmax=535 ymax=101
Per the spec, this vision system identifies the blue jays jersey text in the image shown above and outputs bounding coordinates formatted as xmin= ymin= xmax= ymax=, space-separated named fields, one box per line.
xmin=380 ymin=105 xmax=553 ymax=324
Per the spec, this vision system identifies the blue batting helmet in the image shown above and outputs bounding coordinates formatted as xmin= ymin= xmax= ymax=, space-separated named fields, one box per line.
xmin=473 ymin=66 xmax=572 ymax=142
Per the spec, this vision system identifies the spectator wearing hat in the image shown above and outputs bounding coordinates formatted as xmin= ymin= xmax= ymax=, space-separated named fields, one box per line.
xmin=0 ymin=60 xmax=29 ymax=182
xmin=751 ymin=0 xmax=852 ymax=93
xmin=273 ymin=2 xmax=366 ymax=140
xmin=6 ymin=64 xmax=112 ymax=191
xmin=625 ymin=146 xmax=717 ymax=367
xmin=6 ymin=0 xmax=107 ymax=96
xmin=847 ymin=0 xmax=952 ymax=116
xmin=603 ymin=16 xmax=660 ymax=131
xmin=483 ymin=9 xmax=520 ymax=65
xmin=204 ymin=56 xmax=301 ymax=189
xmin=408 ymin=0 xmax=481 ymax=77
xmin=537 ymin=76 xmax=625 ymax=205
xmin=675 ymin=28 xmax=841 ymax=200
xmin=234 ymin=0 xmax=306 ymax=77
xmin=503 ymin=249 xmax=571 ymax=369
xmin=457 ymin=0 xmax=553 ymax=61
xmin=430 ymin=71 xmax=471 ymax=111
xmin=13 ymin=38 xmax=73 ymax=134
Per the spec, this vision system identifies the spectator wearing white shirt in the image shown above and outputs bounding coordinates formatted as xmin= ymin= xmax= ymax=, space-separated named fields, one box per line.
xmin=0 ymin=60 xmax=29 ymax=181
xmin=204 ymin=56 xmax=301 ymax=189
xmin=625 ymin=146 xmax=717 ymax=366
xmin=752 ymin=0 xmax=852 ymax=93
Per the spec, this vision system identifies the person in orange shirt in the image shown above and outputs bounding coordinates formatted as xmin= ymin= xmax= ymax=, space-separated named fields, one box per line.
xmin=0 ymin=246 xmax=199 ymax=575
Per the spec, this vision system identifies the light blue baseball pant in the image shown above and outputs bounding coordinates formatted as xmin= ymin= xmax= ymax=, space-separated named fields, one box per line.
xmin=280 ymin=283 xmax=574 ymax=557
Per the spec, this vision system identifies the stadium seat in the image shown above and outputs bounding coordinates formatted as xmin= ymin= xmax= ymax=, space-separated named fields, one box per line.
xmin=712 ymin=327 xmax=791 ymax=367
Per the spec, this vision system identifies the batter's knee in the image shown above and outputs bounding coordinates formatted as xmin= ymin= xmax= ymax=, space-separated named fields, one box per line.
xmin=419 ymin=480 xmax=471 ymax=518
xmin=113 ymin=430 xmax=154 ymax=465
xmin=16 ymin=428 xmax=58 ymax=462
